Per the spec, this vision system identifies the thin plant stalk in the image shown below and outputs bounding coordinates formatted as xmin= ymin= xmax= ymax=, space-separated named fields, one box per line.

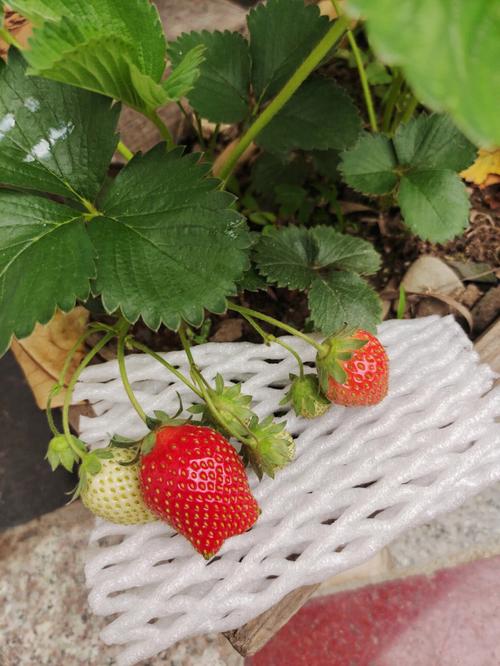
xmin=117 ymin=140 xmax=134 ymax=161
xmin=148 ymin=111 xmax=175 ymax=150
xmin=130 ymin=340 xmax=202 ymax=397
xmin=177 ymin=327 xmax=258 ymax=446
xmin=240 ymin=310 xmax=305 ymax=378
xmin=399 ymin=93 xmax=419 ymax=125
xmin=330 ymin=0 xmax=378 ymax=132
xmin=217 ymin=15 xmax=349 ymax=183
xmin=381 ymin=69 xmax=403 ymax=133
xmin=61 ymin=331 xmax=115 ymax=457
xmin=45 ymin=327 xmax=101 ymax=437
xmin=228 ymin=303 xmax=324 ymax=353
xmin=117 ymin=334 xmax=148 ymax=424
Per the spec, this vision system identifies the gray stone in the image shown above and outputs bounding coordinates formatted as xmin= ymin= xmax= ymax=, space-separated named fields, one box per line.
xmin=402 ymin=256 xmax=464 ymax=295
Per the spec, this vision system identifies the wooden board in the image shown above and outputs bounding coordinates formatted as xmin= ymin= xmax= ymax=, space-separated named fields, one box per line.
xmin=224 ymin=585 xmax=319 ymax=656
xmin=474 ymin=319 xmax=500 ymax=376
xmin=222 ymin=318 xmax=500 ymax=656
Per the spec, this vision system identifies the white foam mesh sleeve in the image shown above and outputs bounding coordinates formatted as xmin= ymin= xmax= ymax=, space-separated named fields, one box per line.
xmin=75 ymin=316 xmax=500 ymax=665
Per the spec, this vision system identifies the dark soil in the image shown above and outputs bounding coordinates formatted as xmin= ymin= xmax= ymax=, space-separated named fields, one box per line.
xmin=89 ymin=56 xmax=500 ymax=355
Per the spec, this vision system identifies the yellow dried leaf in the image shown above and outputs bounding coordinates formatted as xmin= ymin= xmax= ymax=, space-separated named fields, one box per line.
xmin=11 ymin=308 xmax=89 ymax=409
xmin=461 ymin=148 xmax=500 ymax=186
xmin=0 ymin=10 xmax=32 ymax=59
xmin=317 ymin=0 xmax=356 ymax=26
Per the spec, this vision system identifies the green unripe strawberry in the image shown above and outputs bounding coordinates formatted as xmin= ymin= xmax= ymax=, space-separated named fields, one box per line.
xmin=243 ymin=416 xmax=295 ymax=479
xmin=81 ymin=448 xmax=157 ymax=525
xmin=190 ymin=373 xmax=254 ymax=438
xmin=282 ymin=373 xmax=330 ymax=419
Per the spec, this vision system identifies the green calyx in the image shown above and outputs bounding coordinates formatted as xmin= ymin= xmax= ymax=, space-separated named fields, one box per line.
xmin=46 ymin=433 xmax=87 ymax=473
xmin=140 ymin=401 xmax=191 ymax=456
xmin=316 ymin=333 xmax=368 ymax=391
xmin=190 ymin=373 xmax=254 ymax=439
xmin=243 ymin=415 xmax=295 ymax=479
xmin=69 ymin=446 xmax=115 ymax=501
xmin=281 ymin=373 xmax=330 ymax=419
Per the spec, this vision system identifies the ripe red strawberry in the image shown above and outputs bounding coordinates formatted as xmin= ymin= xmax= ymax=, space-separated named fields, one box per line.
xmin=316 ymin=330 xmax=388 ymax=407
xmin=139 ymin=424 xmax=259 ymax=558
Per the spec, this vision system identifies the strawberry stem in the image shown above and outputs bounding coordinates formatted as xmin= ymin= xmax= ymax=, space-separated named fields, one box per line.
xmin=130 ymin=340 xmax=202 ymax=397
xmin=46 ymin=325 xmax=109 ymax=439
xmin=117 ymin=139 xmax=134 ymax=161
xmin=270 ymin=335 xmax=305 ymax=380
xmin=117 ymin=332 xmax=148 ymax=425
xmin=238 ymin=310 xmax=305 ymax=379
xmin=178 ymin=326 xmax=258 ymax=448
xmin=61 ymin=330 xmax=115 ymax=458
xmin=228 ymin=303 xmax=325 ymax=353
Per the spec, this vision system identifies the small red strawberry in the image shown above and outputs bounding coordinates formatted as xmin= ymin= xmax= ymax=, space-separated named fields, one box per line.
xmin=316 ymin=329 xmax=388 ymax=406
xmin=139 ymin=424 xmax=259 ymax=558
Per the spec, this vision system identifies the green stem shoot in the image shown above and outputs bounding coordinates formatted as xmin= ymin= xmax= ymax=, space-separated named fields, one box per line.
xmin=178 ymin=326 xmax=258 ymax=446
xmin=62 ymin=330 xmax=115 ymax=456
xmin=381 ymin=69 xmax=403 ymax=133
xmin=239 ymin=310 xmax=305 ymax=378
xmin=270 ymin=335 xmax=305 ymax=379
xmin=117 ymin=140 xmax=134 ymax=161
xmin=194 ymin=112 xmax=207 ymax=149
xmin=330 ymin=0 xmax=378 ymax=132
xmin=228 ymin=303 xmax=324 ymax=353
xmin=46 ymin=327 xmax=101 ymax=438
xmin=130 ymin=340 xmax=202 ymax=397
xmin=399 ymin=93 xmax=419 ymax=126
xmin=217 ymin=15 xmax=349 ymax=183
xmin=178 ymin=326 xmax=197 ymax=372
xmin=117 ymin=333 xmax=148 ymax=424
xmin=148 ymin=111 xmax=175 ymax=150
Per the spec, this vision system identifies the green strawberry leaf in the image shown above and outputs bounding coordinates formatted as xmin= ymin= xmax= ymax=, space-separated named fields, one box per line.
xmin=257 ymin=78 xmax=361 ymax=156
xmin=7 ymin=0 xmax=67 ymax=25
xmin=346 ymin=0 xmax=500 ymax=146
xmin=393 ymin=114 xmax=477 ymax=171
xmin=311 ymin=226 xmax=381 ymax=274
xmin=0 ymin=192 xmax=94 ymax=354
xmin=311 ymin=150 xmax=341 ymax=181
xmin=0 ymin=50 xmax=119 ymax=202
xmin=255 ymin=225 xmax=380 ymax=289
xmin=251 ymin=153 xmax=309 ymax=197
xmin=14 ymin=0 xmax=169 ymax=113
xmin=340 ymin=114 xmax=475 ymax=242
xmin=248 ymin=0 xmax=330 ymax=102
xmin=398 ymin=170 xmax=470 ymax=242
xmin=255 ymin=225 xmax=381 ymax=333
xmin=275 ymin=184 xmax=307 ymax=216
xmin=237 ymin=265 xmax=268 ymax=292
xmin=339 ymin=132 xmax=398 ymax=194
xmin=309 ymin=272 xmax=382 ymax=334
xmin=88 ymin=146 xmax=250 ymax=330
xmin=255 ymin=225 xmax=319 ymax=290
xmin=163 ymin=44 xmax=206 ymax=102
xmin=168 ymin=31 xmax=251 ymax=124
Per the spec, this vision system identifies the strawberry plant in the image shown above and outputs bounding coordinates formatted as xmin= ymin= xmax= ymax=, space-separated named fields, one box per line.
xmin=0 ymin=0 xmax=497 ymax=557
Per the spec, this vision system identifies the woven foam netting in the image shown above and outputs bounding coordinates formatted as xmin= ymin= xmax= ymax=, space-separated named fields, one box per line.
xmin=75 ymin=316 xmax=500 ymax=665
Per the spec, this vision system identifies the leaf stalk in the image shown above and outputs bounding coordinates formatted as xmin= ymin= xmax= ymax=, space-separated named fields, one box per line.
xmin=217 ymin=15 xmax=349 ymax=183
xmin=330 ymin=0 xmax=378 ymax=132
xmin=227 ymin=303 xmax=325 ymax=354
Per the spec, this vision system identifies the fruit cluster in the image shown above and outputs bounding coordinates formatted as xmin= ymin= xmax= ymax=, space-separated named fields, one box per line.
xmin=46 ymin=311 xmax=388 ymax=559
